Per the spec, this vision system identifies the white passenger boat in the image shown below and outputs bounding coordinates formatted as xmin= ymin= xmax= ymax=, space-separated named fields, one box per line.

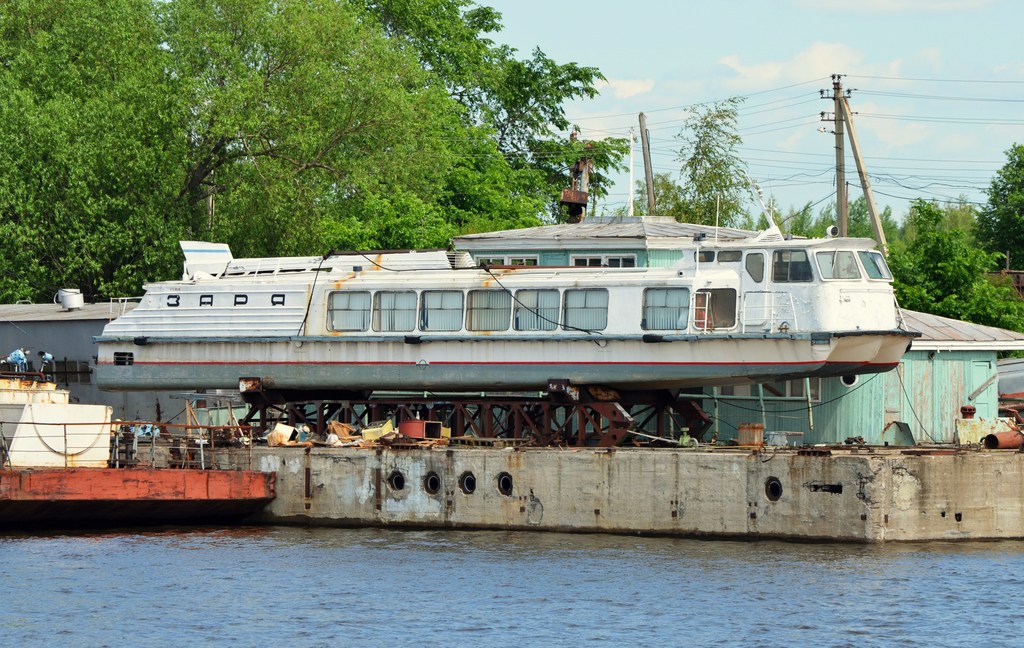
xmin=95 ymin=231 xmax=917 ymax=395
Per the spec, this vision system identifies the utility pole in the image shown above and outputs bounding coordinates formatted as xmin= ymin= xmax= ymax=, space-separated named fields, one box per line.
xmin=627 ymin=127 xmax=636 ymax=217
xmin=820 ymin=74 xmax=888 ymax=252
xmin=639 ymin=113 xmax=656 ymax=215
xmin=825 ymin=74 xmax=848 ymax=236
xmin=841 ymin=96 xmax=887 ymax=253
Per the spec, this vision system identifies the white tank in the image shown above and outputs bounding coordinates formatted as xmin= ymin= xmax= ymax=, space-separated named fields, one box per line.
xmin=56 ymin=288 xmax=84 ymax=311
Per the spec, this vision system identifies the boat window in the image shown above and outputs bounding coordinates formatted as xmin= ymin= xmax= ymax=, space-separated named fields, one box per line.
xmin=420 ymin=290 xmax=464 ymax=331
xmin=745 ymin=253 xmax=765 ymax=283
xmin=373 ymin=291 xmax=417 ymax=332
xmin=200 ymin=294 xmax=213 ymax=306
xmin=816 ymin=250 xmax=861 ymax=280
xmin=234 ymin=294 xmax=248 ymax=306
xmin=271 ymin=293 xmax=286 ymax=306
xmin=698 ymin=251 xmax=715 ymax=263
xmin=514 ymin=289 xmax=559 ymax=331
xmin=467 ymin=290 xmax=511 ymax=331
xmin=694 ymin=289 xmax=737 ymax=330
xmin=643 ymin=288 xmax=690 ymax=330
xmin=858 ymin=250 xmax=892 ymax=280
xmin=329 ymin=291 xmax=371 ymax=331
xmin=563 ymin=288 xmax=608 ymax=330
xmin=772 ymin=250 xmax=814 ymax=282
xmin=718 ymin=251 xmax=742 ymax=263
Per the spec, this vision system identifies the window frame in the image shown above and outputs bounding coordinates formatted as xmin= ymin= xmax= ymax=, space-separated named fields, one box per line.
xmin=328 ymin=290 xmax=372 ymax=332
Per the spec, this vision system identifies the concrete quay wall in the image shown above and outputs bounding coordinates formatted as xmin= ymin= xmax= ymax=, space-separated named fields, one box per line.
xmin=225 ymin=446 xmax=1024 ymax=542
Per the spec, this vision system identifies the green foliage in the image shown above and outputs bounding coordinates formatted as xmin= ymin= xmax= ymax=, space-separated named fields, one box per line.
xmin=977 ymin=143 xmax=1024 ymax=266
xmin=0 ymin=0 xmax=186 ymax=300
xmin=632 ymin=173 xmax=689 ymax=218
xmin=889 ymin=200 xmax=1024 ymax=331
xmin=675 ymin=98 xmax=748 ymax=226
xmin=0 ymin=0 xmax=622 ymax=302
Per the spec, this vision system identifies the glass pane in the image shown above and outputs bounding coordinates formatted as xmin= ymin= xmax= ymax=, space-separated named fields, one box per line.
xmin=745 ymin=253 xmax=764 ymax=282
xmin=564 ymin=289 xmax=608 ymax=330
xmin=817 ymin=251 xmax=861 ymax=280
xmin=643 ymin=288 xmax=690 ymax=330
xmin=373 ymin=291 xmax=417 ymax=332
xmin=421 ymin=290 xmax=464 ymax=331
xmin=330 ymin=291 xmax=371 ymax=331
xmin=467 ymin=290 xmax=511 ymax=331
xmin=858 ymin=251 xmax=892 ymax=280
xmin=514 ymin=289 xmax=559 ymax=331
xmin=772 ymin=250 xmax=813 ymax=282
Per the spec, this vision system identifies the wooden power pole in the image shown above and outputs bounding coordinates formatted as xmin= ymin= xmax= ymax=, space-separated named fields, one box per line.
xmin=821 ymin=74 xmax=887 ymax=252
xmin=840 ymin=96 xmax=888 ymax=253
xmin=639 ymin=113 xmax=656 ymax=215
xmin=830 ymin=75 xmax=848 ymax=236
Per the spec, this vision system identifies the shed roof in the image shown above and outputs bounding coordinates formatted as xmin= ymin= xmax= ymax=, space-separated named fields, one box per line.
xmin=0 ymin=301 xmax=136 ymax=323
xmin=903 ymin=309 xmax=1024 ymax=352
xmin=453 ymin=216 xmax=756 ymax=250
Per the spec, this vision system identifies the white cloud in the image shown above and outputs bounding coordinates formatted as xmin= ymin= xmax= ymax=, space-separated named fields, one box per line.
xmin=791 ymin=0 xmax=996 ymax=13
xmin=718 ymin=42 xmax=867 ymax=90
xmin=600 ymin=78 xmax=657 ymax=99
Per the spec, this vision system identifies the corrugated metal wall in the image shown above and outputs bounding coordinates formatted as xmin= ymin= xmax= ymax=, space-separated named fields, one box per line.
xmin=705 ymin=350 xmax=1000 ymax=446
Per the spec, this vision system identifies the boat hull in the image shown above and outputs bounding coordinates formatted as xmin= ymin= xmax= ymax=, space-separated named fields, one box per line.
xmin=96 ymin=331 xmax=915 ymax=392
xmin=0 ymin=467 xmax=276 ymax=527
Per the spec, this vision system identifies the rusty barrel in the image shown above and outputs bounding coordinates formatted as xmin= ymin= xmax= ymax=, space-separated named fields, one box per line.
xmin=983 ymin=430 xmax=1024 ymax=449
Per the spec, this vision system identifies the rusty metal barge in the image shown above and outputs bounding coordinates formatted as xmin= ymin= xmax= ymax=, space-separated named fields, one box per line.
xmin=0 ymin=373 xmax=275 ymax=528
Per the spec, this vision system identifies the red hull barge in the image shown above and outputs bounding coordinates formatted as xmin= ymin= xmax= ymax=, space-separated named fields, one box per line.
xmin=0 ymin=467 xmax=276 ymax=527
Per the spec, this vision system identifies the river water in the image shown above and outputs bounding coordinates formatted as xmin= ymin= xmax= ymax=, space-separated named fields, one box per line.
xmin=1 ymin=526 xmax=1021 ymax=647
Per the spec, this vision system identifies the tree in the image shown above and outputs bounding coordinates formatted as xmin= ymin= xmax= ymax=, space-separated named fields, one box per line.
xmin=0 ymin=0 xmax=624 ymax=301
xmin=0 ymin=0 xmax=187 ymax=302
xmin=976 ymin=144 xmax=1024 ymax=266
xmin=889 ymin=200 xmax=1024 ymax=331
xmin=632 ymin=173 xmax=688 ymax=218
xmin=675 ymin=98 xmax=748 ymax=227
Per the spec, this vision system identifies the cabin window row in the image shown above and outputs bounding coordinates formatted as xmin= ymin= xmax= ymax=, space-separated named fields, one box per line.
xmin=328 ymin=288 xmax=701 ymax=333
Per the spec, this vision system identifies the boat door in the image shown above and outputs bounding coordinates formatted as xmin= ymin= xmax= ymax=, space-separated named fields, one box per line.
xmin=739 ymin=251 xmax=770 ymax=331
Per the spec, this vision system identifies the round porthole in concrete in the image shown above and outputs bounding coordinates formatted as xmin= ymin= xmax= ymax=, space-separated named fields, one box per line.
xmin=764 ymin=476 xmax=783 ymax=502
xmin=459 ymin=471 xmax=476 ymax=494
xmin=496 ymin=472 xmax=513 ymax=497
xmin=387 ymin=470 xmax=406 ymax=492
xmin=423 ymin=471 xmax=441 ymax=495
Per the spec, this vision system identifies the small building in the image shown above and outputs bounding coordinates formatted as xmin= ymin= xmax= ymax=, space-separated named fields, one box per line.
xmin=453 ymin=215 xmax=753 ymax=268
xmin=708 ymin=310 xmax=1024 ymax=446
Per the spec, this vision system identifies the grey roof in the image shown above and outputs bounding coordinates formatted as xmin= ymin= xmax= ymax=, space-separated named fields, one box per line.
xmin=903 ymin=309 xmax=1024 ymax=351
xmin=0 ymin=301 xmax=136 ymax=322
xmin=453 ymin=216 xmax=756 ymax=248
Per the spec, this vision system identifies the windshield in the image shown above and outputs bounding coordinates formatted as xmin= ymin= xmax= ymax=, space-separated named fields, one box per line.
xmin=857 ymin=250 xmax=892 ymax=280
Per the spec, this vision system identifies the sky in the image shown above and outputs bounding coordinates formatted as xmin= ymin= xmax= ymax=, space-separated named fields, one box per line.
xmin=485 ymin=0 xmax=1024 ymax=221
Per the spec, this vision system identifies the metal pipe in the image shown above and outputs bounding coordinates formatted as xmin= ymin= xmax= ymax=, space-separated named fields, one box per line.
xmin=983 ymin=431 xmax=1024 ymax=450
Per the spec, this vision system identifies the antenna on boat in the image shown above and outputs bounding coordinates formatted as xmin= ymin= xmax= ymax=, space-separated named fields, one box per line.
xmin=746 ymin=175 xmax=784 ymax=243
